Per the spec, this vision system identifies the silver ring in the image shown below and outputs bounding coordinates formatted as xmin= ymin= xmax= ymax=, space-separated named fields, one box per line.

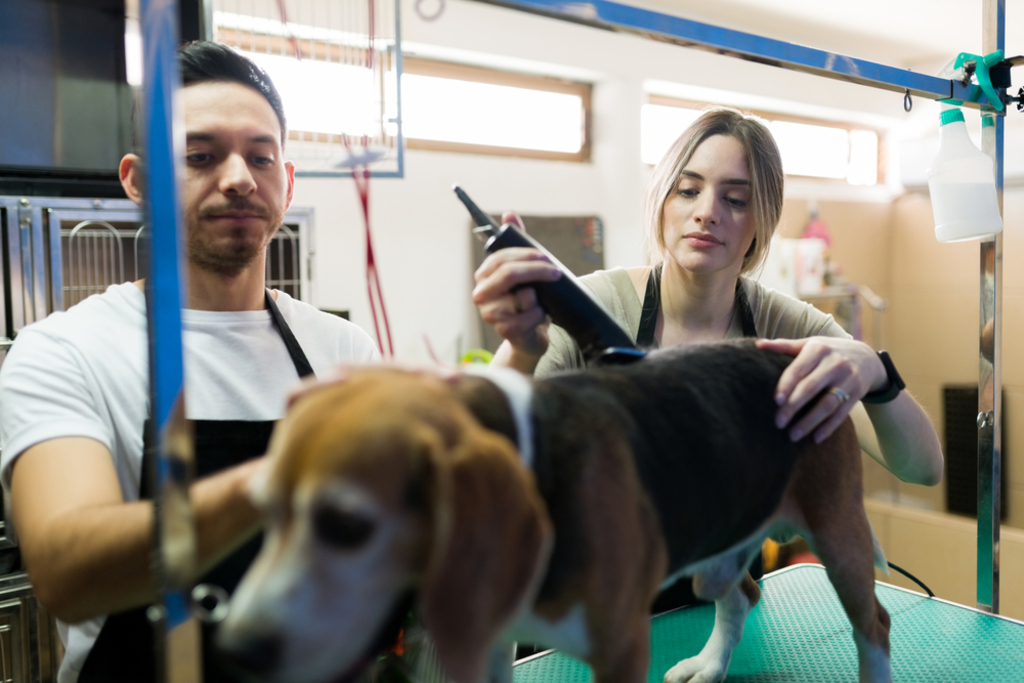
xmin=830 ymin=387 xmax=850 ymax=405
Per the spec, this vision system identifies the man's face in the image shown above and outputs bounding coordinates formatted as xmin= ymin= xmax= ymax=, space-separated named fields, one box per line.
xmin=181 ymin=80 xmax=295 ymax=276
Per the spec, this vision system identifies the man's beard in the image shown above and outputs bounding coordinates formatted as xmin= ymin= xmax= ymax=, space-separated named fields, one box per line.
xmin=188 ymin=199 xmax=282 ymax=277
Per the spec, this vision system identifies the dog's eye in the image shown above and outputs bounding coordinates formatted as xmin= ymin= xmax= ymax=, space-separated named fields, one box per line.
xmin=313 ymin=506 xmax=375 ymax=549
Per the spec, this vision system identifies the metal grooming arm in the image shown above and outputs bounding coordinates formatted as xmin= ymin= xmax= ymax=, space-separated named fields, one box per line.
xmin=464 ymin=0 xmax=1013 ymax=613
xmin=469 ymin=0 xmax=1000 ymax=110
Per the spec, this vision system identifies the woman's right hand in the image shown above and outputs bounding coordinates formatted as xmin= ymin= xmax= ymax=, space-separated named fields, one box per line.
xmin=472 ymin=214 xmax=562 ymax=369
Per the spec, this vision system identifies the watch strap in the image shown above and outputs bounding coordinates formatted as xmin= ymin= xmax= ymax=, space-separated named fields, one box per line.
xmin=862 ymin=351 xmax=905 ymax=404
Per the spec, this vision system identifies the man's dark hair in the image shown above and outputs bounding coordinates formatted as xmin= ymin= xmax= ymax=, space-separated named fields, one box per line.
xmin=178 ymin=41 xmax=287 ymax=143
xmin=131 ymin=42 xmax=288 ymax=151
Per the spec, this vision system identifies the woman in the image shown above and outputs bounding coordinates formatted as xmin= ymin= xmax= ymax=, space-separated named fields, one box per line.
xmin=474 ymin=106 xmax=942 ymax=494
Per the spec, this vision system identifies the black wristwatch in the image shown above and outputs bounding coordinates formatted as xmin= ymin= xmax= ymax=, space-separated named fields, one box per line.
xmin=862 ymin=351 xmax=905 ymax=404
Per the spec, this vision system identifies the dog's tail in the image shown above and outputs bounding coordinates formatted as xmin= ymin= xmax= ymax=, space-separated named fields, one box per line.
xmin=869 ymin=520 xmax=889 ymax=575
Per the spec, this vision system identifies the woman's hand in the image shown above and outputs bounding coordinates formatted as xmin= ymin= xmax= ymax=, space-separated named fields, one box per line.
xmin=472 ymin=213 xmax=562 ymax=370
xmin=755 ymin=337 xmax=888 ymax=443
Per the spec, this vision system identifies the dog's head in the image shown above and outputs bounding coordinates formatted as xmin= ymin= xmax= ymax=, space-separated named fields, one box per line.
xmin=217 ymin=367 xmax=552 ymax=683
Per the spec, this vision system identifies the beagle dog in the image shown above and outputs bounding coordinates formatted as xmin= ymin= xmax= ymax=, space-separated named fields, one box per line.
xmin=216 ymin=340 xmax=891 ymax=683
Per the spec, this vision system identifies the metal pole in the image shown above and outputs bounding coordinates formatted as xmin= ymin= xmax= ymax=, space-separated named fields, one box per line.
xmin=136 ymin=0 xmax=201 ymax=677
xmin=977 ymin=0 xmax=1005 ymax=615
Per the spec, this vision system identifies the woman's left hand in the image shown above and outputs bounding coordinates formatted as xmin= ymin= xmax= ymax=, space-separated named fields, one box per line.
xmin=755 ymin=337 xmax=888 ymax=444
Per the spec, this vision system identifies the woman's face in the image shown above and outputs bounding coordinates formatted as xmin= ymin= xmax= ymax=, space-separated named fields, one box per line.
xmin=660 ymin=134 xmax=755 ymax=277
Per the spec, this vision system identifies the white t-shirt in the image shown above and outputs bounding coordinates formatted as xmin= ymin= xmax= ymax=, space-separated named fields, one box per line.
xmin=0 ymin=282 xmax=380 ymax=683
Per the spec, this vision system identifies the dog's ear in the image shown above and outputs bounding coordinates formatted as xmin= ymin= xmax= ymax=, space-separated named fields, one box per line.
xmin=421 ymin=428 xmax=551 ymax=683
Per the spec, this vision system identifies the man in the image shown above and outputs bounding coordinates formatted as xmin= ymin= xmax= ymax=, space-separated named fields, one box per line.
xmin=0 ymin=42 xmax=379 ymax=682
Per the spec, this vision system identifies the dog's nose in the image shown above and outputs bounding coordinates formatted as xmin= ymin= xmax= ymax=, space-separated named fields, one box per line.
xmin=216 ymin=631 xmax=283 ymax=676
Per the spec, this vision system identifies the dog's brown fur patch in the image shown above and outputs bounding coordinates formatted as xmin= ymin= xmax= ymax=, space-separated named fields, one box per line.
xmin=278 ymin=370 xmax=554 ymax=683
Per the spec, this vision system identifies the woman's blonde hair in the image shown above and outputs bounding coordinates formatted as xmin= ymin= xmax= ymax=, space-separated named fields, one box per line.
xmin=642 ymin=107 xmax=784 ymax=275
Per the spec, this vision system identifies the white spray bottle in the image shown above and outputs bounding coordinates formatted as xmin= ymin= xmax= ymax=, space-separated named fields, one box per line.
xmin=926 ymin=108 xmax=1003 ymax=243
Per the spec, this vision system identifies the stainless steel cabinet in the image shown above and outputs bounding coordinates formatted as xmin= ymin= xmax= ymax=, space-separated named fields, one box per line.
xmin=0 ymin=574 xmax=61 ymax=683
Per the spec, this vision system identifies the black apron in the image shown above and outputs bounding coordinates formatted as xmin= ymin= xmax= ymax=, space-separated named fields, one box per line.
xmin=638 ymin=267 xmax=762 ymax=614
xmin=79 ymin=291 xmax=315 ymax=683
xmin=636 ymin=264 xmax=757 ymax=348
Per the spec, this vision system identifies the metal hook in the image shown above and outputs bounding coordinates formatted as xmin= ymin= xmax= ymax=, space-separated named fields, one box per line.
xmin=903 ymin=89 xmax=913 ymax=113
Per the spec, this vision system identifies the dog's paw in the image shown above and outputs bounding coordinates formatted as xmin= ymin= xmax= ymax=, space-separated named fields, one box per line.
xmin=663 ymin=655 xmax=728 ymax=683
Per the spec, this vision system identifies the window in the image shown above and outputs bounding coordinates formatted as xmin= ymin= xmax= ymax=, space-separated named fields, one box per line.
xmin=641 ymin=96 xmax=882 ymax=185
xmin=241 ymin=50 xmax=384 ymax=140
xmin=402 ymin=59 xmax=591 ymax=162
xmin=213 ymin=2 xmax=400 ymax=175
xmin=215 ymin=8 xmax=590 ymax=165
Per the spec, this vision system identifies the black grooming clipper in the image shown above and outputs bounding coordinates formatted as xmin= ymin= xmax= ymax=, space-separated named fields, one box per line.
xmin=454 ymin=185 xmax=645 ymax=366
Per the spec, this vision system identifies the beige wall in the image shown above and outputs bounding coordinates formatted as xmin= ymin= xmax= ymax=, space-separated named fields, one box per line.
xmin=884 ymin=187 xmax=1024 ymax=531
xmin=781 ymin=191 xmax=1024 ymax=527
xmin=789 ymin=189 xmax=1024 ymax=617
xmin=868 ymin=499 xmax=1024 ymax=620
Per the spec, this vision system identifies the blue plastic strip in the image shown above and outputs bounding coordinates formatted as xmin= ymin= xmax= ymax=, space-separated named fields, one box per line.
xmin=140 ymin=0 xmax=190 ymax=629
xmin=468 ymin=0 xmax=998 ymax=110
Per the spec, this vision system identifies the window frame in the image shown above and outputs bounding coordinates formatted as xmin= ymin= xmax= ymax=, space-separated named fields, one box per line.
xmin=216 ymin=27 xmax=593 ymax=163
xmin=401 ymin=57 xmax=592 ymax=163
xmin=645 ymin=95 xmax=886 ymax=185
xmin=217 ymin=28 xmax=394 ymax=145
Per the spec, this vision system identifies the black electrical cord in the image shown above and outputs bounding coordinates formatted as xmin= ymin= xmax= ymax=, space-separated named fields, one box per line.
xmin=886 ymin=561 xmax=934 ymax=598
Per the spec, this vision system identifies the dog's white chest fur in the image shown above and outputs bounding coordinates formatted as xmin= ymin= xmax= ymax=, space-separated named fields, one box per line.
xmin=507 ymin=603 xmax=591 ymax=661
xmin=463 ymin=365 xmax=535 ymax=467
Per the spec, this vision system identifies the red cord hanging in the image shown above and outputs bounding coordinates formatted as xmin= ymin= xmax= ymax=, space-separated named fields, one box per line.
xmin=275 ymin=0 xmax=392 ymax=357
xmin=273 ymin=0 xmax=302 ymax=60
xmin=345 ymin=135 xmax=394 ymax=358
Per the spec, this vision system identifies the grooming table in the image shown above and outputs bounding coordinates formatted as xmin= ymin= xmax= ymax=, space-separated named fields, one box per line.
xmin=513 ymin=564 xmax=1024 ymax=682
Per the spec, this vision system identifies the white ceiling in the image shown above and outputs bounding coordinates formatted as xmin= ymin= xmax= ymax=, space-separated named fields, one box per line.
xmin=635 ymin=0 xmax=1022 ymax=73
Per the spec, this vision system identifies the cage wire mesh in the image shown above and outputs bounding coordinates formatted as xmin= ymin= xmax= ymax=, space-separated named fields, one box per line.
xmin=62 ymin=221 xmax=128 ymax=308
xmin=213 ymin=0 xmax=401 ymax=175
xmin=62 ymin=224 xmax=303 ymax=305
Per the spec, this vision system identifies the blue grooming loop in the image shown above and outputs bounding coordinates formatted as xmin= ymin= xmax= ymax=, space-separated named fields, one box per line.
xmin=137 ymin=0 xmax=196 ymax=677
xmin=140 ymin=0 xmax=188 ymax=498
xmin=513 ymin=565 xmax=1024 ymax=682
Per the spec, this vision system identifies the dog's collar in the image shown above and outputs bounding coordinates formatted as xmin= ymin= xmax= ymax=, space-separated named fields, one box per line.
xmin=462 ymin=365 xmax=535 ymax=468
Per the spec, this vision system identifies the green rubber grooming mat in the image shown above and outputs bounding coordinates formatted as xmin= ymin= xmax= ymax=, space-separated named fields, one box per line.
xmin=513 ymin=564 xmax=1024 ymax=682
